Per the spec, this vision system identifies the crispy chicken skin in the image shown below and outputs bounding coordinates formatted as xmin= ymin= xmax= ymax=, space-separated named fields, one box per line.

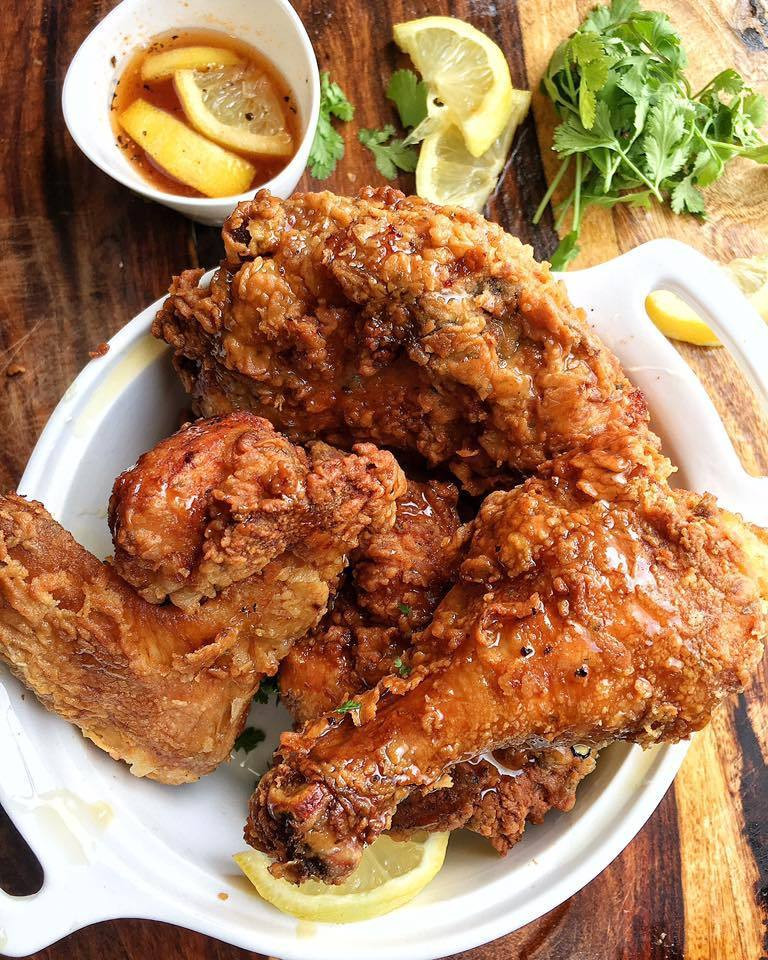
xmin=279 ymin=478 xmax=467 ymax=723
xmin=246 ymin=429 xmax=768 ymax=882
xmin=390 ymin=747 xmax=597 ymax=855
xmin=0 ymin=415 xmax=404 ymax=784
xmin=154 ymin=187 xmax=648 ymax=490
xmin=109 ymin=412 xmax=401 ymax=609
xmin=279 ymin=477 xmax=596 ymax=853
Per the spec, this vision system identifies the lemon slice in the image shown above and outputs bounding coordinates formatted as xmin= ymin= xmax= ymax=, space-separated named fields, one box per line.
xmin=140 ymin=46 xmax=241 ymax=82
xmin=645 ymin=290 xmax=721 ymax=347
xmin=416 ymin=90 xmax=530 ymax=211
xmin=393 ymin=16 xmax=514 ymax=157
xmin=726 ymin=255 xmax=768 ymax=323
xmin=175 ymin=65 xmax=293 ymax=158
xmin=234 ymin=831 xmax=449 ymax=923
xmin=118 ymin=99 xmax=255 ymax=197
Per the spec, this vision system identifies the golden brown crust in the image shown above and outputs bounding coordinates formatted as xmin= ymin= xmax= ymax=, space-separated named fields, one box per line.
xmin=391 ymin=748 xmax=597 ymax=854
xmin=109 ymin=413 xmax=403 ymax=608
xmin=0 ymin=416 xmax=404 ymax=783
xmin=155 ymin=187 xmax=649 ymax=491
xmin=246 ymin=431 xmax=767 ymax=883
xmin=279 ymin=478 xmax=466 ymax=723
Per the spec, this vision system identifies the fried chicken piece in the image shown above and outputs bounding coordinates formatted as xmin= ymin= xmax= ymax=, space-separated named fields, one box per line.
xmin=246 ymin=429 xmax=768 ymax=882
xmin=279 ymin=478 xmax=466 ymax=723
xmin=0 ymin=415 xmax=403 ymax=784
xmin=108 ymin=412 xmax=401 ymax=610
xmin=154 ymin=187 xmax=647 ymax=491
xmin=390 ymin=747 xmax=597 ymax=855
xmin=280 ymin=477 xmax=596 ymax=853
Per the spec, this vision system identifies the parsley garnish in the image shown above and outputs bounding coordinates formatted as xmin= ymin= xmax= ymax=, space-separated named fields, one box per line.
xmin=234 ymin=726 xmax=265 ymax=753
xmin=358 ymin=126 xmax=419 ymax=180
xmin=386 ymin=69 xmax=429 ymax=130
xmin=335 ymin=699 xmax=361 ymax=714
xmin=535 ymin=0 xmax=768 ymax=269
xmin=397 ymin=602 xmax=412 ymax=616
xmin=253 ymin=675 xmax=280 ymax=704
xmin=308 ymin=72 xmax=355 ymax=179
xmin=393 ymin=656 xmax=411 ymax=678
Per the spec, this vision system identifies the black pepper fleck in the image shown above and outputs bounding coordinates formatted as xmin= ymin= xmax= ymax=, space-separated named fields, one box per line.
xmin=520 ymin=646 xmax=535 ymax=659
xmin=575 ymin=665 xmax=589 ymax=677
xmin=245 ymin=111 xmax=254 ymax=121
xmin=543 ymin=645 xmax=553 ymax=655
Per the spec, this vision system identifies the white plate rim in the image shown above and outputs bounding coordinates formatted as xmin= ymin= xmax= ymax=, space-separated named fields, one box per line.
xmin=1 ymin=237 xmax=767 ymax=958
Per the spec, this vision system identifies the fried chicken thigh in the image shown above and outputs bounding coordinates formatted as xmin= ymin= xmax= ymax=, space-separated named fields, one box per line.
xmin=247 ymin=429 xmax=768 ymax=882
xmin=0 ymin=414 xmax=403 ymax=783
xmin=154 ymin=187 xmax=647 ymax=491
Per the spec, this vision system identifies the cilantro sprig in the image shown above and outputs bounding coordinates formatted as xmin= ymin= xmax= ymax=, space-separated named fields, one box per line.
xmin=358 ymin=126 xmax=419 ymax=179
xmin=308 ymin=72 xmax=355 ymax=179
xmin=356 ymin=69 xmax=426 ymax=181
xmin=387 ymin=69 xmax=429 ymax=130
xmin=535 ymin=0 xmax=768 ymax=269
xmin=234 ymin=726 xmax=265 ymax=753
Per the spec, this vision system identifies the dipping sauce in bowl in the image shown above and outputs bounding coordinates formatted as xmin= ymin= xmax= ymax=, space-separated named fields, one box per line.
xmin=110 ymin=28 xmax=300 ymax=198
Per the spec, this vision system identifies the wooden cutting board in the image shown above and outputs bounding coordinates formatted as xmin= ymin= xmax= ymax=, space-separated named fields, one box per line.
xmin=0 ymin=2 xmax=766 ymax=959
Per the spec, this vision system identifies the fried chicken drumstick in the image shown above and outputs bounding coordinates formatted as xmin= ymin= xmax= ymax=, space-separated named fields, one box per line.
xmin=248 ymin=430 xmax=768 ymax=883
xmin=0 ymin=414 xmax=403 ymax=783
xmin=279 ymin=477 xmax=597 ymax=855
xmin=155 ymin=187 xmax=647 ymax=491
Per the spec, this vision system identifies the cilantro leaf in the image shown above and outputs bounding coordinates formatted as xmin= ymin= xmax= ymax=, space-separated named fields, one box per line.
xmin=397 ymin=602 xmax=412 ymax=615
xmin=234 ymin=726 xmax=265 ymax=753
xmin=387 ymin=69 xmax=429 ymax=129
xmin=643 ymin=99 xmax=689 ymax=187
xmin=393 ymin=656 xmax=411 ymax=678
xmin=308 ymin=73 xmax=354 ymax=180
xmin=335 ymin=699 xmax=361 ymax=714
xmin=552 ymin=102 xmax=617 ymax=154
xmin=321 ymin=72 xmax=354 ymax=121
xmin=253 ymin=675 xmax=279 ymax=704
xmin=359 ymin=126 xmax=419 ymax=179
xmin=550 ymin=231 xmax=581 ymax=271
xmin=670 ymin=176 xmax=705 ymax=215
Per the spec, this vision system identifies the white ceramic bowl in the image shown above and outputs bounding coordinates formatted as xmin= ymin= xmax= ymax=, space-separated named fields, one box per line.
xmin=1 ymin=240 xmax=767 ymax=958
xmin=62 ymin=0 xmax=320 ymax=225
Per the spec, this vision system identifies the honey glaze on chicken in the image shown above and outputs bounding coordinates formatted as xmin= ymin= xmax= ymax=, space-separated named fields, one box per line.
xmin=154 ymin=188 xmax=649 ymax=492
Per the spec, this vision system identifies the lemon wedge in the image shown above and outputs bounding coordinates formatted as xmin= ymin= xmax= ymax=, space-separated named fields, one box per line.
xmin=140 ymin=46 xmax=241 ymax=82
xmin=645 ymin=290 xmax=721 ymax=347
xmin=174 ymin=65 xmax=293 ymax=158
xmin=234 ymin=831 xmax=449 ymax=923
xmin=726 ymin=254 xmax=768 ymax=323
xmin=118 ymin=99 xmax=256 ymax=197
xmin=416 ymin=90 xmax=530 ymax=211
xmin=393 ymin=16 xmax=514 ymax=157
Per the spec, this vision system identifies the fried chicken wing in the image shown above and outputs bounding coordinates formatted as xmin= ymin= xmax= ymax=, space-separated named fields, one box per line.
xmin=247 ymin=429 xmax=768 ymax=882
xmin=154 ymin=187 xmax=647 ymax=491
xmin=0 ymin=415 xmax=403 ymax=783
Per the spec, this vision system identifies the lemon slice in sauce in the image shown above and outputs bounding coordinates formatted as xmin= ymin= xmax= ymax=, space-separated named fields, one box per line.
xmin=175 ymin=64 xmax=293 ymax=157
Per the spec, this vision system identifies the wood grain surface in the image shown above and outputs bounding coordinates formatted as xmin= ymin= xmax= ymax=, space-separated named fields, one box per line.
xmin=0 ymin=1 xmax=766 ymax=959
